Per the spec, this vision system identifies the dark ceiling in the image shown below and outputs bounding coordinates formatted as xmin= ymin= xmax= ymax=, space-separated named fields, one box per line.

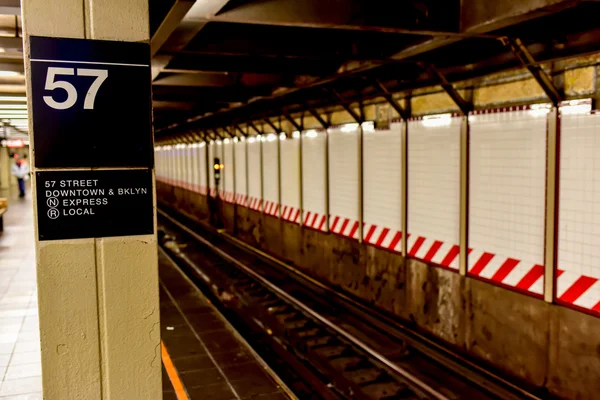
xmin=149 ymin=0 xmax=600 ymax=139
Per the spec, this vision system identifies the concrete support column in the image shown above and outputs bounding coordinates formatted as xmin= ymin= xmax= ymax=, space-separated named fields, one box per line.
xmin=0 ymin=146 xmax=10 ymax=190
xmin=22 ymin=1 xmax=161 ymax=400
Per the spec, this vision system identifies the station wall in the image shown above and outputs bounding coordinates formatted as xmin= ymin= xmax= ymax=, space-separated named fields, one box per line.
xmin=156 ymin=103 xmax=600 ymax=400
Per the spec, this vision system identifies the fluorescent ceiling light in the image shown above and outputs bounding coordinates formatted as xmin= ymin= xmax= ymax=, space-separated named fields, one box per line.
xmin=340 ymin=123 xmax=359 ymax=132
xmin=0 ymin=110 xmax=27 ymax=114
xmin=0 ymin=71 xmax=20 ymax=77
xmin=0 ymin=48 xmax=5 ymax=53
xmin=279 ymin=133 xmax=286 ymax=140
xmin=422 ymin=113 xmax=453 ymax=127
xmin=0 ymin=104 xmax=27 ymax=109
xmin=266 ymin=134 xmax=277 ymax=142
xmin=0 ymin=116 xmax=27 ymax=119
xmin=304 ymin=130 xmax=318 ymax=138
xmin=0 ymin=96 xmax=26 ymax=102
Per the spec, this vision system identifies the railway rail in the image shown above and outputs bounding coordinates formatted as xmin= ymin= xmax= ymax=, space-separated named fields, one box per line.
xmin=157 ymin=205 xmax=550 ymax=400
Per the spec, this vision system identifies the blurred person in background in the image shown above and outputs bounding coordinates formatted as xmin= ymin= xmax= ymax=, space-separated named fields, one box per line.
xmin=11 ymin=157 xmax=30 ymax=198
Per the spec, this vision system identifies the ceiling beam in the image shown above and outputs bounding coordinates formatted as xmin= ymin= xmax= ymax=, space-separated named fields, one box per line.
xmin=152 ymin=72 xmax=236 ymax=87
xmin=282 ymin=111 xmax=303 ymax=132
xmin=502 ymin=37 xmax=562 ymax=106
xmin=151 ymin=0 xmax=195 ymax=56
xmin=424 ymin=63 xmax=472 ymax=115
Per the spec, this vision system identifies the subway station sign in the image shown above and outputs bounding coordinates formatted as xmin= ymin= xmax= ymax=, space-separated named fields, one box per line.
xmin=36 ymin=170 xmax=153 ymax=240
xmin=30 ymin=36 xmax=154 ymax=240
xmin=30 ymin=36 xmax=153 ymax=168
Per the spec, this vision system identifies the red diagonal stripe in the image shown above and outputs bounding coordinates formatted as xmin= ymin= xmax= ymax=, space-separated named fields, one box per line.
xmin=423 ymin=241 xmax=444 ymax=262
xmin=440 ymin=245 xmax=460 ymax=267
xmin=330 ymin=216 xmax=340 ymax=232
xmin=339 ymin=219 xmax=349 ymax=235
xmin=515 ymin=264 xmax=544 ymax=290
xmin=592 ymin=301 xmax=600 ymax=313
xmin=304 ymin=211 xmax=312 ymax=225
xmin=318 ymin=215 xmax=327 ymax=231
xmin=364 ymin=225 xmax=377 ymax=242
xmin=408 ymin=237 xmax=426 ymax=256
xmin=375 ymin=228 xmax=390 ymax=247
xmin=273 ymin=205 xmax=279 ymax=216
xmin=470 ymin=252 xmax=495 ymax=276
xmin=348 ymin=221 xmax=359 ymax=238
xmin=310 ymin=213 xmax=318 ymax=227
xmin=490 ymin=258 xmax=520 ymax=283
xmin=387 ymin=231 xmax=402 ymax=251
xmin=293 ymin=209 xmax=300 ymax=222
xmin=282 ymin=206 xmax=288 ymax=218
xmin=559 ymin=276 xmax=598 ymax=303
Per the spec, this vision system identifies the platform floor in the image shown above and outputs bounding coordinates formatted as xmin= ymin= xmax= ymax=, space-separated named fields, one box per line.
xmin=0 ymin=187 xmax=42 ymax=400
xmin=159 ymin=250 xmax=290 ymax=400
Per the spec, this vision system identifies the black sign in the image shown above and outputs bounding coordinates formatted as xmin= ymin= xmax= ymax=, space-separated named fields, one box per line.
xmin=30 ymin=36 xmax=153 ymax=168
xmin=36 ymin=169 xmax=154 ymax=241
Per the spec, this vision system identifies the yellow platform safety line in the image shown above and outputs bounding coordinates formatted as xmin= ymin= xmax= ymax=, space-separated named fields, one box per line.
xmin=161 ymin=340 xmax=190 ymax=400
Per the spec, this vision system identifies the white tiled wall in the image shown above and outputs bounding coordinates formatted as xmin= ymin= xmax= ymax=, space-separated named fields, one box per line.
xmin=280 ymin=136 xmax=300 ymax=215
xmin=408 ymin=118 xmax=461 ymax=268
xmin=363 ymin=122 xmax=403 ymax=242
xmin=262 ymin=137 xmax=279 ymax=211
xmin=328 ymin=126 xmax=360 ymax=231
xmin=469 ymin=110 xmax=547 ymax=292
xmin=558 ymin=113 xmax=600 ymax=311
xmin=198 ymin=143 xmax=207 ymax=194
xmin=247 ymin=138 xmax=262 ymax=209
xmin=234 ymin=140 xmax=247 ymax=202
xmin=223 ymin=140 xmax=234 ymax=199
xmin=302 ymin=130 xmax=327 ymax=228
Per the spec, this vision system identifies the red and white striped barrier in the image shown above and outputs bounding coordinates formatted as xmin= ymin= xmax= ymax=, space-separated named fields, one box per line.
xmin=330 ymin=215 xmax=359 ymax=239
xmin=221 ymin=191 xmax=235 ymax=203
xmin=468 ymin=250 xmax=543 ymax=295
xmin=363 ymin=223 xmax=403 ymax=253
xmin=303 ymin=210 xmax=327 ymax=231
xmin=264 ymin=201 xmax=279 ymax=216
xmin=408 ymin=236 xmax=460 ymax=270
xmin=247 ymin=197 xmax=262 ymax=211
xmin=556 ymin=270 xmax=600 ymax=314
xmin=281 ymin=205 xmax=300 ymax=223
xmin=235 ymin=193 xmax=247 ymax=205
xmin=209 ymin=187 xmax=216 ymax=196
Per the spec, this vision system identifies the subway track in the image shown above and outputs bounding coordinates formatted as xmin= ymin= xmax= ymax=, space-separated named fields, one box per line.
xmin=157 ymin=204 xmax=548 ymax=400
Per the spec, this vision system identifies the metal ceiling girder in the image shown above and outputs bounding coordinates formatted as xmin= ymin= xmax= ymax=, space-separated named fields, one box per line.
xmin=263 ymin=118 xmax=280 ymax=133
xmin=193 ymin=0 xmax=494 ymax=39
xmin=234 ymin=125 xmax=247 ymax=137
xmin=424 ymin=63 xmax=472 ymax=115
xmin=329 ymin=89 xmax=363 ymax=123
xmin=247 ymin=121 xmax=262 ymax=135
xmin=373 ymin=80 xmax=409 ymax=120
xmin=151 ymin=0 xmax=196 ymax=56
xmin=502 ymin=37 xmax=563 ymax=106
xmin=282 ymin=110 xmax=303 ymax=132
xmin=307 ymin=107 xmax=329 ymax=129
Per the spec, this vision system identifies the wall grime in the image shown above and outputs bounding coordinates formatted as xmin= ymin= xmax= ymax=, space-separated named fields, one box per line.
xmin=157 ymin=185 xmax=600 ymax=400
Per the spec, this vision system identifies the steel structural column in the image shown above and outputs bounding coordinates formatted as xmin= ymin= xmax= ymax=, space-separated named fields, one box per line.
xmin=325 ymin=127 xmax=330 ymax=231
xmin=259 ymin=133 xmax=264 ymax=213
xmin=358 ymin=125 xmax=364 ymax=243
xmin=277 ymin=131 xmax=282 ymax=218
xmin=299 ymin=128 xmax=304 ymax=226
xmin=232 ymin=130 xmax=238 ymax=233
xmin=400 ymin=121 xmax=409 ymax=256
xmin=545 ymin=108 xmax=559 ymax=302
xmin=459 ymin=116 xmax=470 ymax=276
